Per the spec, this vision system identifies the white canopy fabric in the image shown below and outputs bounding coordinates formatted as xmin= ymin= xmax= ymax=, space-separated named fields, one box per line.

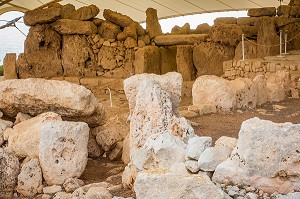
xmin=0 ymin=0 xmax=289 ymax=22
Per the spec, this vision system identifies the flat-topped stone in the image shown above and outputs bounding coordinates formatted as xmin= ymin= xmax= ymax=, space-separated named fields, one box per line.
xmin=154 ymin=34 xmax=208 ymax=46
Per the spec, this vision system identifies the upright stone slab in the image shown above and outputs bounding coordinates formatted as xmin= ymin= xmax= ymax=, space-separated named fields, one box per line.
xmin=176 ymin=45 xmax=195 ymax=81
xmin=3 ymin=53 xmax=17 ymax=79
xmin=146 ymin=8 xmax=162 ymax=38
xmin=134 ymin=46 xmax=160 ymax=74
xmin=160 ymin=46 xmax=177 ymax=74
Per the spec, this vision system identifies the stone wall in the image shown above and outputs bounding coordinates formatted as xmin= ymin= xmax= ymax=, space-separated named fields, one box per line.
xmin=3 ymin=1 xmax=300 ymax=86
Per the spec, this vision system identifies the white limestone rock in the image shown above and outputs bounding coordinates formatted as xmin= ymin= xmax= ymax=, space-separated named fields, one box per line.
xmin=122 ymin=135 xmax=130 ymax=165
xmin=213 ymin=117 xmax=300 ymax=194
xmin=230 ymin=78 xmax=258 ymax=109
xmin=43 ymin=185 xmax=62 ymax=195
xmin=39 ymin=121 xmax=89 ymax=185
xmin=192 ymin=75 xmax=236 ymax=112
xmin=16 ymin=158 xmax=42 ymax=197
xmin=198 ymin=146 xmax=232 ymax=171
xmin=253 ymin=75 xmax=268 ymax=106
xmin=124 ymin=72 xmax=182 ymax=116
xmin=215 ymin=136 xmax=238 ymax=150
xmin=185 ymin=160 xmax=200 ymax=173
xmin=186 ymin=136 xmax=212 ymax=160
xmin=85 ymin=187 xmax=112 ymax=199
xmin=134 ymin=170 xmax=231 ymax=199
xmin=0 ymin=78 xmax=99 ymax=117
xmin=63 ymin=177 xmax=84 ymax=193
xmin=14 ymin=112 xmax=32 ymax=125
xmin=266 ymin=71 xmax=288 ymax=102
xmin=8 ymin=112 xmax=62 ymax=158
xmin=0 ymin=148 xmax=20 ymax=199
xmin=53 ymin=191 xmax=72 ymax=199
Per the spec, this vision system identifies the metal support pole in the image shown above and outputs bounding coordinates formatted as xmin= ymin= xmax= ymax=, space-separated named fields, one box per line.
xmin=277 ymin=30 xmax=285 ymax=58
xmin=242 ymin=34 xmax=245 ymax=61
xmin=106 ymin=87 xmax=113 ymax=107
xmin=282 ymin=31 xmax=289 ymax=55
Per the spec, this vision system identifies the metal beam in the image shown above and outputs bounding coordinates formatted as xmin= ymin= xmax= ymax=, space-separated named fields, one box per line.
xmin=0 ymin=0 xmax=13 ymax=7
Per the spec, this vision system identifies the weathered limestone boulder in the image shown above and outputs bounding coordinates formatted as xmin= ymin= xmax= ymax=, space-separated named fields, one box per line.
xmin=117 ymin=24 xmax=137 ymax=41
xmin=237 ymin=17 xmax=258 ymax=26
xmin=256 ymin=17 xmax=280 ymax=58
xmin=248 ymin=7 xmax=276 ymax=17
xmin=124 ymin=72 xmax=182 ymax=116
xmin=24 ymin=6 xmax=61 ymax=26
xmin=52 ymin=19 xmax=97 ymax=35
xmin=210 ymin=24 xmax=243 ymax=46
xmin=215 ymin=136 xmax=237 ymax=150
xmin=134 ymin=170 xmax=231 ymax=199
xmin=278 ymin=5 xmax=291 ymax=17
xmin=95 ymin=127 xmax=123 ymax=152
xmin=85 ymin=187 xmax=112 ymax=199
xmin=193 ymin=42 xmax=235 ymax=76
xmin=134 ymin=46 xmax=160 ymax=74
xmin=0 ymin=148 xmax=20 ymax=199
xmin=266 ymin=72 xmax=286 ymax=102
xmin=8 ymin=112 xmax=62 ymax=158
xmin=62 ymin=35 xmax=96 ymax=76
xmin=192 ymin=23 xmax=211 ymax=34
xmin=213 ymin=117 xmax=300 ymax=194
xmin=124 ymin=37 xmax=137 ymax=48
xmin=16 ymin=159 xmax=42 ymax=197
xmin=70 ymin=5 xmax=99 ymax=21
xmin=234 ymin=40 xmax=257 ymax=60
xmin=60 ymin=3 xmax=76 ymax=19
xmin=214 ymin=17 xmax=237 ymax=26
xmin=185 ymin=160 xmax=200 ymax=173
xmin=103 ymin=9 xmax=134 ymax=28
xmin=39 ymin=121 xmax=89 ymax=185
xmin=253 ymin=75 xmax=268 ymax=106
xmin=176 ymin=45 xmax=195 ymax=81
xmin=185 ymin=136 xmax=212 ymax=160
xmin=154 ymin=34 xmax=208 ymax=45
xmin=146 ymin=8 xmax=162 ymax=38
xmin=192 ymin=75 xmax=236 ymax=112
xmin=63 ymin=178 xmax=84 ymax=193
xmin=3 ymin=53 xmax=18 ymax=79
xmin=87 ymin=136 xmax=103 ymax=158
xmin=290 ymin=0 xmax=300 ymax=6
xmin=14 ymin=112 xmax=32 ymax=125
xmin=198 ymin=146 xmax=232 ymax=171
xmin=230 ymin=78 xmax=258 ymax=109
xmin=98 ymin=21 xmax=122 ymax=40
xmin=240 ymin=25 xmax=258 ymax=37
xmin=0 ymin=78 xmax=99 ymax=117
xmin=172 ymin=23 xmax=190 ymax=34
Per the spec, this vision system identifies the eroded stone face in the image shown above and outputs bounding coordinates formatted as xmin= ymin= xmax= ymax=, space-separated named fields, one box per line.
xmin=39 ymin=120 xmax=89 ymax=185
xmin=212 ymin=117 xmax=300 ymax=194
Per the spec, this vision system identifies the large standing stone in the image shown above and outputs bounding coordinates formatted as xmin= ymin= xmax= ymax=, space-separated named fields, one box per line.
xmin=192 ymin=75 xmax=236 ymax=112
xmin=159 ymin=46 xmax=177 ymax=74
xmin=62 ymin=35 xmax=96 ymax=76
xmin=8 ymin=112 xmax=62 ymax=158
xmin=0 ymin=78 xmax=99 ymax=117
xmin=134 ymin=46 xmax=160 ymax=74
xmin=52 ymin=19 xmax=97 ymax=35
xmin=210 ymin=24 xmax=243 ymax=46
xmin=266 ymin=72 xmax=286 ymax=102
xmin=16 ymin=159 xmax=43 ymax=197
xmin=134 ymin=170 xmax=231 ymax=199
xmin=230 ymin=78 xmax=258 ymax=109
xmin=146 ymin=8 xmax=162 ymax=38
xmin=24 ymin=6 xmax=61 ymax=26
xmin=256 ymin=17 xmax=280 ymax=58
xmin=3 ymin=53 xmax=17 ymax=79
xmin=39 ymin=121 xmax=89 ymax=185
xmin=253 ymin=75 xmax=268 ymax=106
xmin=213 ymin=117 xmax=300 ymax=194
xmin=234 ymin=40 xmax=257 ymax=60
xmin=0 ymin=148 xmax=20 ymax=199
xmin=193 ymin=42 xmax=235 ymax=76
xmin=176 ymin=45 xmax=195 ymax=81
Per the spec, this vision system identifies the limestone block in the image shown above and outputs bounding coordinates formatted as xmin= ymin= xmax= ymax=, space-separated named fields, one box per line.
xmin=98 ymin=21 xmax=121 ymax=40
xmin=278 ymin=5 xmax=291 ymax=17
xmin=14 ymin=112 xmax=32 ymax=125
xmin=70 ymin=5 xmax=99 ymax=21
xmin=0 ymin=78 xmax=99 ymax=117
xmin=134 ymin=170 xmax=231 ymax=199
xmin=16 ymin=159 xmax=42 ymax=197
xmin=193 ymin=42 xmax=235 ymax=76
xmin=88 ymin=136 xmax=104 ymax=158
xmin=3 ymin=53 xmax=17 ymax=79
xmin=213 ymin=117 xmax=300 ymax=194
xmin=234 ymin=40 xmax=257 ymax=60
xmin=240 ymin=25 xmax=258 ymax=37
xmin=192 ymin=75 xmax=236 ymax=112
xmin=0 ymin=119 xmax=13 ymax=146
xmin=60 ymin=3 xmax=76 ymax=19
xmin=237 ymin=17 xmax=258 ymax=26
xmin=52 ymin=19 xmax=97 ymax=35
xmin=159 ymin=46 xmax=177 ymax=74
xmin=117 ymin=24 xmax=137 ymax=41
xmin=215 ymin=136 xmax=237 ymax=150
xmin=85 ymin=187 xmax=112 ymax=199
xmin=210 ymin=24 xmax=243 ymax=46
xmin=248 ymin=7 xmax=276 ymax=17
xmin=39 ymin=121 xmax=89 ymax=185
xmin=134 ymin=46 xmax=160 ymax=74
xmin=176 ymin=45 xmax=195 ymax=81
xmin=24 ymin=6 xmax=61 ymax=26
xmin=146 ymin=8 xmax=162 ymax=38
xmin=124 ymin=37 xmax=137 ymax=48
xmin=253 ymin=75 xmax=268 ymax=106
xmin=103 ymin=9 xmax=134 ymax=28
xmin=154 ymin=34 xmax=208 ymax=45
xmin=185 ymin=160 xmax=200 ymax=173
xmin=122 ymin=135 xmax=130 ymax=164
xmin=63 ymin=178 xmax=84 ymax=193
xmin=214 ymin=17 xmax=237 ymax=26
xmin=185 ymin=136 xmax=212 ymax=160
xmin=192 ymin=23 xmax=211 ymax=34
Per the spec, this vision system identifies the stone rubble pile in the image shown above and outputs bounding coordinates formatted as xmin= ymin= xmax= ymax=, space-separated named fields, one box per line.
xmin=0 ymin=78 xmax=131 ymax=198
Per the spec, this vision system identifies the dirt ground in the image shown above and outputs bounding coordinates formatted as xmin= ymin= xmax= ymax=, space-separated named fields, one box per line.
xmin=80 ymin=92 xmax=300 ymax=198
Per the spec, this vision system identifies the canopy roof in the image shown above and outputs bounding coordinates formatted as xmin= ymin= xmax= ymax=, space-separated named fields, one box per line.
xmin=0 ymin=0 xmax=289 ymax=22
